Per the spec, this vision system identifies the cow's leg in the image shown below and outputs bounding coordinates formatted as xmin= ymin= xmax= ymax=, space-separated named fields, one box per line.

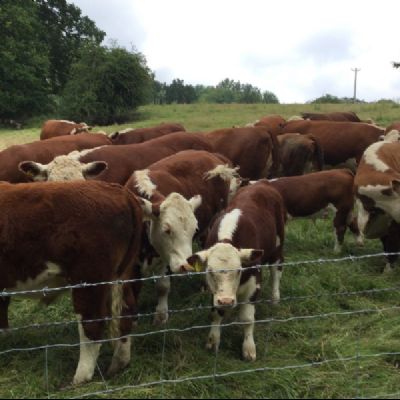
xmin=269 ymin=263 xmax=283 ymax=304
xmin=348 ymin=215 xmax=364 ymax=246
xmin=381 ymin=222 xmax=400 ymax=273
xmin=107 ymin=283 xmax=136 ymax=377
xmin=0 ymin=297 xmax=10 ymax=330
xmin=154 ymin=275 xmax=171 ymax=325
xmin=72 ymin=287 xmax=107 ymax=385
xmin=239 ymin=302 xmax=256 ymax=361
xmin=206 ymin=308 xmax=224 ymax=352
xmin=333 ymin=208 xmax=349 ymax=253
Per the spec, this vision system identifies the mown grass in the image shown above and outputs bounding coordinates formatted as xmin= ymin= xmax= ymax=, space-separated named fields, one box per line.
xmin=0 ymin=103 xmax=400 ymax=398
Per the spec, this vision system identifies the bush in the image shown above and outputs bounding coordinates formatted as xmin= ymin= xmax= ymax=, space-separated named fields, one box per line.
xmin=61 ymin=44 xmax=152 ymax=125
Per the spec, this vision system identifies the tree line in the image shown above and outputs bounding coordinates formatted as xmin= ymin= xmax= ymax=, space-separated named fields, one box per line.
xmin=0 ymin=1 xmax=281 ymax=126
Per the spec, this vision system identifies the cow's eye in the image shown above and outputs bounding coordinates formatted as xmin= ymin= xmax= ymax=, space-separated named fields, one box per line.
xmin=163 ymin=225 xmax=171 ymax=235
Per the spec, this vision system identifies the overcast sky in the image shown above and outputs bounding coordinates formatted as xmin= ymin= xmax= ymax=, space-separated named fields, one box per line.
xmin=72 ymin=0 xmax=400 ymax=103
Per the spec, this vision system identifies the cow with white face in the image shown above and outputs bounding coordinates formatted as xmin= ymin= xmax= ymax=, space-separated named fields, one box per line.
xmin=355 ymin=140 xmax=400 ymax=272
xmin=126 ymin=150 xmax=239 ymax=325
xmin=186 ymin=180 xmax=286 ymax=361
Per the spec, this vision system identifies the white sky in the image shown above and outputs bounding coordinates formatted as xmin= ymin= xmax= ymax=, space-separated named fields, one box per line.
xmin=72 ymin=0 xmax=400 ymax=103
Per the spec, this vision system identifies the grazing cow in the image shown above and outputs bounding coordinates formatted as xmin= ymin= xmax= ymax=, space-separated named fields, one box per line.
xmin=301 ymin=111 xmax=362 ymax=122
xmin=277 ymin=133 xmax=324 ymax=176
xmin=186 ymin=180 xmax=286 ymax=361
xmin=269 ymin=169 xmax=361 ymax=253
xmin=126 ymin=150 xmax=239 ymax=324
xmin=253 ymin=114 xmax=286 ymax=134
xmin=40 ymin=119 xmax=92 ymax=140
xmin=110 ymin=122 xmax=185 ymax=145
xmin=0 ymin=133 xmax=111 ymax=183
xmin=279 ymin=120 xmax=384 ymax=168
xmin=355 ymin=140 xmax=400 ymax=272
xmin=0 ymin=180 xmax=143 ymax=384
xmin=205 ymin=127 xmax=280 ymax=179
xmin=19 ymin=132 xmax=212 ymax=185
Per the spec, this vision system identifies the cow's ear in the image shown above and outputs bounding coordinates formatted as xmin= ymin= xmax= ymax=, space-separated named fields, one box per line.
xmin=189 ymin=194 xmax=202 ymax=211
xmin=392 ymin=180 xmax=400 ymax=194
xmin=18 ymin=161 xmax=48 ymax=181
xmin=239 ymin=249 xmax=264 ymax=263
xmin=82 ymin=161 xmax=107 ymax=179
xmin=186 ymin=251 xmax=209 ymax=272
xmin=139 ymin=198 xmax=161 ymax=220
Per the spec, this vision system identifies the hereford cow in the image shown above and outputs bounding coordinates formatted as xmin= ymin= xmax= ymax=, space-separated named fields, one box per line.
xmin=269 ymin=169 xmax=361 ymax=253
xmin=354 ymin=140 xmax=400 ymax=272
xmin=126 ymin=150 xmax=239 ymax=325
xmin=205 ymin=127 xmax=280 ymax=179
xmin=40 ymin=119 xmax=92 ymax=140
xmin=301 ymin=111 xmax=362 ymax=122
xmin=186 ymin=180 xmax=286 ymax=361
xmin=0 ymin=133 xmax=111 ymax=183
xmin=19 ymin=132 xmax=212 ymax=185
xmin=252 ymin=114 xmax=286 ymax=134
xmin=109 ymin=122 xmax=185 ymax=145
xmin=0 ymin=180 xmax=143 ymax=385
xmin=279 ymin=120 xmax=384 ymax=168
xmin=277 ymin=133 xmax=324 ymax=176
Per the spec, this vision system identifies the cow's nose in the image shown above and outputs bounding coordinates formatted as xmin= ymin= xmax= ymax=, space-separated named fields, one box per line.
xmin=217 ymin=297 xmax=235 ymax=307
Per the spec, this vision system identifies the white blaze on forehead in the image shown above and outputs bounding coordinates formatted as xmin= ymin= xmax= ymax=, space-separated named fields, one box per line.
xmin=364 ymin=142 xmax=389 ymax=172
xmin=134 ymin=169 xmax=157 ymax=198
xmin=45 ymin=155 xmax=88 ymax=181
xmin=218 ymin=208 xmax=242 ymax=241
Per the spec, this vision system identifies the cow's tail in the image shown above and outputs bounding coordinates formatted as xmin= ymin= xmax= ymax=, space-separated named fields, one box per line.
xmin=306 ymin=134 xmax=324 ymax=171
xmin=269 ymin=131 xmax=281 ymax=178
xmin=109 ymin=189 xmax=143 ymax=343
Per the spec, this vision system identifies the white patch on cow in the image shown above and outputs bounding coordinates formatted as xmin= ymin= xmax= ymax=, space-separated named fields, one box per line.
xmin=109 ymin=283 xmax=123 ymax=340
xmin=134 ymin=169 xmax=157 ymax=198
xmin=206 ymin=309 xmax=223 ymax=351
xmin=73 ymin=315 xmax=102 ymax=385
xmin=148 ymin=193 xmax=201 ymax=273
xmin=14 ymin=262 xmax=64 ymax=298
xmin=384 ymin=130 xmax=400 ymax=142
xmin=276 ymin=236 xmax=281 ymax=248
xmin=70 ymin=128 xmax=77 ymax=135
xmin=204 ymin=164 xmax=239 ymax=182
xmin=364 ymin=142 xmax=389 ymax=172
xmin=68 ymin=145 xmax=106 ymax=160
xmin=237 ymin=275 xmax=257 ymax=303
xmin=288 ymin=115 xmax=304 ymax=121
xmin=58 ymin=120 xmax=76 ymax=124
xmin=118 ymin=128 xmax=135 ymax=134
xmin=218 ymin=209 xmax=242 ymax=241
xmin=269 ymin=263 xmax=282 ymax=304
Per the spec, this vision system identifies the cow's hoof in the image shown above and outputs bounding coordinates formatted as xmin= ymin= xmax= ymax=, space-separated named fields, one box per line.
xmin=107 ymin=358 xmax=129 ymax=378
xmin=383 ymin=263 xmax=394 ymax=274
xmin=243 ymin=340 xmax=256 ymax=361
xmin=206 ymin=335 xmax=220 ymax=352
xmin=153 ymin=313 xmax=168 ymax=326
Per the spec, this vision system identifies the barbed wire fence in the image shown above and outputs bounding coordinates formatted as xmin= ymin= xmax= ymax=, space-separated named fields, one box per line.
xmin=1 ymin=252 xmax=400 ymax=398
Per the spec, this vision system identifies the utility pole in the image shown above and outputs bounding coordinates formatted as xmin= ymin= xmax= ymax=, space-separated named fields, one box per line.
xmin=351 ymin=68 xmax=361 ymax=103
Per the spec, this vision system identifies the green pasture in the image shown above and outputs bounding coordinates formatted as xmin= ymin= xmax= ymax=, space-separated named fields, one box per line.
xmin=0 ymin=103 xmax=400 ymax=398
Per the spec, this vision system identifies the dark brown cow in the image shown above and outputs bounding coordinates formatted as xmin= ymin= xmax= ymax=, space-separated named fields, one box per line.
xmin=126 ymin=150 xmax=238 ymax=324
xmin=205 ymin=127 xmax=280 ymax=179
xmin=0 ymin=180 xmax=143 ymax=384
xmin=40 ymin=119 xmax=92 ymax=140
xmin=269 ymin=169 xmax=361 ymax=252
xmin=187 ymin=180 xmax=286 ymax=361
xmin=301 ymin=111 xmax=362 ymax=122
xmin=110 ymin=122 xmax=185 ymax=145
xmin=0 ymin=133 xmax=111 ymax=183
xmin=279 ymin=120 xmax=384 ymax=167
xmin=253 ymin=114 xmax=286 ymax=134
xmin=354 ymin=140 xmax=400 ymax=272
xmin=277 ymin=133 xmax=324 ymax=176
xmin=20 ymin=132 xmax=212 ymax=185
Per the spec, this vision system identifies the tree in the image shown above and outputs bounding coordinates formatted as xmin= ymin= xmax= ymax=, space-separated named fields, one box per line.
xmin=61 ymin=44 xmax=152 ymax=125
xmin=35 ymin=0 xmax=105 ymax=94
xmin=0 ymin=0 xmax=51 ymax=120
xmin=165 ymin=79 xmax=198 ymax=104
xmin=263 ymin=90 xmax=279 ymax=104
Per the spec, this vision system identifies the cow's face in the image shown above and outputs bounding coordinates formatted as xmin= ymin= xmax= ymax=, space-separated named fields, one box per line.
xmin=19 ymin=156 xmax=107 ymax=181
xmin=141 ymin=193 xmax=202 ymax=273
xmin=188 ymin=243 xmax=263 ymax=308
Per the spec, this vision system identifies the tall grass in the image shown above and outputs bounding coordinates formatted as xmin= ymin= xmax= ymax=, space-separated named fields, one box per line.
xmin=0 ymin=103 xmax=399 ymax=398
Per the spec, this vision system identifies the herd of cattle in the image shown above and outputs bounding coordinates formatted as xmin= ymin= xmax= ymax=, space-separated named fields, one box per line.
xmin=1 ymin=112 xmax=400 ymax=385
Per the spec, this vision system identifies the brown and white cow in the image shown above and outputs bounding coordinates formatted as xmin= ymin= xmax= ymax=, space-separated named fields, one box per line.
xmin=355 ymin=140 xmax=400 ymax=271
xmin=205 ymin=126 xmax=280 ymax=179
xmin=0 ymin=133 xmax=111 ymax=183
xmin=125 ymin=150 xmax=239 ymax=324
xmin=186 ymin=180 xmax=286 ymax=361
xmin=252 ymin=114 xmax=286 ymax=134
xmin=278 ymin=120 xmax=384 ymax=168
xmin=385 ymin=122 xmax=400 ymax=134
xmin=19 ymin=132 xmax=212 ymax=185
xmin=277 ymin=133 xmax=324 ymax=176
xmin=269 ymin=169 xmax=361 ymax=253
xmin=0 ymin=180 xmax=143 ymax=384
xmin=109 ymin=122 xmax=185 ymax=145
xmin=40 ymin=119 xmax=92 ymax=140
xmin=301 ymin=111 xmax=362 ymax=122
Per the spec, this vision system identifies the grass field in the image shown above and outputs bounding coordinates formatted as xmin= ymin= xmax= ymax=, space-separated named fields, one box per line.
xmin=0 ymin=103 xmax=400 ymax=398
